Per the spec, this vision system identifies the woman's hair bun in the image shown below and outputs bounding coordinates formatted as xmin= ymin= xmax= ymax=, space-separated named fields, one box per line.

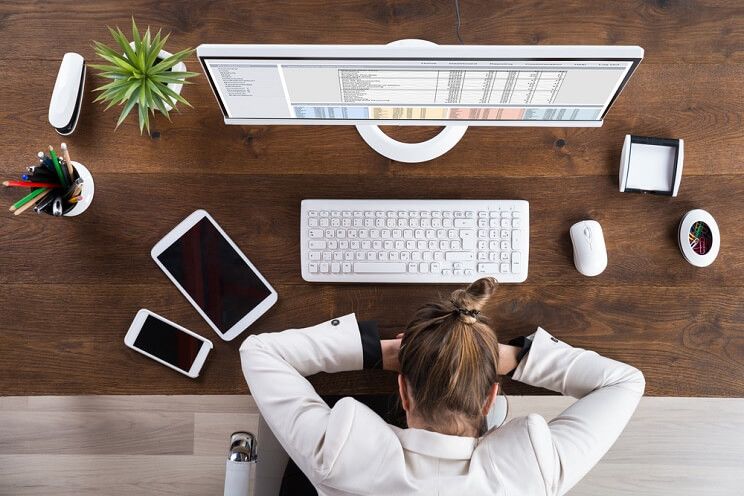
xmin=450 ymin=277 xmax=497 ymax=323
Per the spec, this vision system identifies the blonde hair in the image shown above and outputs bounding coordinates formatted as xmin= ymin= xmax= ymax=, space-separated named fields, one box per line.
xmin=398 ymin=277 xmax=500 ymax=435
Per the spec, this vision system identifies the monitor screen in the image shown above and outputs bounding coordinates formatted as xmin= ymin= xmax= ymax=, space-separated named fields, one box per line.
xmin=201 ymin=55 xmax=638 ymax=123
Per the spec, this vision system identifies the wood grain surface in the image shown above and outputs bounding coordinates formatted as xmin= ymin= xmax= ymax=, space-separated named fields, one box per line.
xmin=0 ymin=0 xmax=742 ymax=397
xmin=1 ymin=395 xmax=743 ymax=495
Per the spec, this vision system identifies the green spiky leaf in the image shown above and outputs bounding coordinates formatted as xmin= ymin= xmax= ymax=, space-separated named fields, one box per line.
xmin=91 ymin=17 xmax=197 ymax=134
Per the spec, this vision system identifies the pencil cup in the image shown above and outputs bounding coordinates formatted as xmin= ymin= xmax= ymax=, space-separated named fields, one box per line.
xmin=62 ymin=161 xmax=94 ymax=216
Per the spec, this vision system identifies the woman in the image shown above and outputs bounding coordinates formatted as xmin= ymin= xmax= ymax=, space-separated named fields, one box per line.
xmin=240 ymin=278 xmax=645 ymax=495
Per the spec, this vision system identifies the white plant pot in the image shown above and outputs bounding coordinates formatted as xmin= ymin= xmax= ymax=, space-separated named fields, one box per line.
xmin=128 ymin=42 xmax=186 ymax=112
xmin=64 ymin=161 xmax=94 ymax=216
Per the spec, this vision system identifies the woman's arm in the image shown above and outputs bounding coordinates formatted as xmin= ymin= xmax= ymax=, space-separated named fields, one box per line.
xmin=510 ymin=327 xmax=645 ymax=496
xmin=239 ymin=314 xmax=382 ymax=484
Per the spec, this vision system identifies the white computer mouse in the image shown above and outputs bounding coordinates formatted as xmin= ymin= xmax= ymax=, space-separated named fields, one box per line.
xmin=570 ymin=220 xmax=607 ymax=277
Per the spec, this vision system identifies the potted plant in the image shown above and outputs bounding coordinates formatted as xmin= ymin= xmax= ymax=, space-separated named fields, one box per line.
xmin=91 ymin=18 xmax=199 ymax=134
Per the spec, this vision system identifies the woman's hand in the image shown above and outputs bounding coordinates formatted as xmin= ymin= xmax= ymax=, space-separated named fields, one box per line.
xmin=381 ymin=333 xmax=404 ymax=372
xmin=497 ymin=343 xmax=521 ymax=375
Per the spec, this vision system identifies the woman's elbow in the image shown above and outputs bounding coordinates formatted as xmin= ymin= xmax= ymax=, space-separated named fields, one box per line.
xmin=625 ymin=366 xmax=646 ymax=397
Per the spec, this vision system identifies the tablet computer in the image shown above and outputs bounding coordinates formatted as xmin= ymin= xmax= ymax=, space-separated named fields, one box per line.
xmin=151 ymin=210 xmax=278 ymax=341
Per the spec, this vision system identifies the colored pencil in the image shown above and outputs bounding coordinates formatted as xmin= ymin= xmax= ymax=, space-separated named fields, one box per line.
xmin=4 ymin=180 xmax=62 ymax=188
xmin=13 ymin=189 xmax=52 ymax=216
xmin=48 ymin=146 xmax=67 ymax=187
xmin=69 ymin=195 xmax=83 ymax=204
xmin=9 ymin=188 xmax=48 ymax=211
xmin=60 ymin=143 xmax=74 ymax=178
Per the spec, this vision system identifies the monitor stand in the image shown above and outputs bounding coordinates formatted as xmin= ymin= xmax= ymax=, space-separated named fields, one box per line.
xmin=356 ymin=39 xmax=468 ymax=163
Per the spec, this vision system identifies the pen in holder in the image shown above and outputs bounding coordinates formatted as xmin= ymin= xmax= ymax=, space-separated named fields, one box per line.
xmin=3 ymin=143 xmax=94 ymax=217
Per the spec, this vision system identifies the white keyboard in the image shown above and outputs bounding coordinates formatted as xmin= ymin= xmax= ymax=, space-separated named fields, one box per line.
xmin=300 ymin=199 xmax=529 ymax=283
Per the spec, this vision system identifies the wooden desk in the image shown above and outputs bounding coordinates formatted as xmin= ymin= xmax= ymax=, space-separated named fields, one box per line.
xmin=1 ymin=0 xmax=742 ymax=397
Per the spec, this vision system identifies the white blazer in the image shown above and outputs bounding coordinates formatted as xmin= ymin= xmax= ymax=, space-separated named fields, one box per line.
xmin=240 ymin=314 xmax=645 ymax=496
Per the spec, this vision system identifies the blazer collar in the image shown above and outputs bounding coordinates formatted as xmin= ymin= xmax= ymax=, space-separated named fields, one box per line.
xmin=390 ymin=426 xmax=477 ymax=460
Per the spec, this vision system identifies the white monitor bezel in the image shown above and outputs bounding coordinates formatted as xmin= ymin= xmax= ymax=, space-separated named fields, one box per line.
xmin=197 ymin=44 xmax=643 ymax=127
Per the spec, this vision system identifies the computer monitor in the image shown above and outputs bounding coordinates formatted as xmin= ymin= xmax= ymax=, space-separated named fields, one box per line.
xmin=197 ymin=43 xmax=643 ymax=162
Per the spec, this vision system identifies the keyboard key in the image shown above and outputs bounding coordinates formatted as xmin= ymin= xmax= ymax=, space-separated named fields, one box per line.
xmin=354 ymin=262 xmax=407 ymax=273
xmin=511 ymin=261 xmax=521 ymax=273
xmin=478 ymin=263 xmax=499 ymax=273
xmin=331 ymin=263 xmax=341 ymax=273
xmin=419 ymin=262 xmax=429 ymax=273
xmin=309 ymin=229 xmax=323 ymax=238
xmin=512 ymin=232 xmax=520 ymax=250
xmin=309 ymin=263 xmax=319 ymax=273
xmin=342 ymin=262 xmax=352 ymax=273
xmin=309 ymin=252 xmax=321 ymax=261
xmin=309 ymin=211 xmax=318 ymax=217
xmin=320 ymin=263 xmax=329 ymax=272
xmin=454 ymin=219 xmax=475 ymax=228
xmin=408 ymin=263 xmax=418 ymax=273
xmin=446 ymin=252 xmax=475 ymax=261
xmin=309 ymin=240 xmax=326 ymax=250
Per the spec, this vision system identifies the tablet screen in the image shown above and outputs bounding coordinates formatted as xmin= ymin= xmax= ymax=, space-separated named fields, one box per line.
xmin=156 ymin=217 xmax=272 ymax=332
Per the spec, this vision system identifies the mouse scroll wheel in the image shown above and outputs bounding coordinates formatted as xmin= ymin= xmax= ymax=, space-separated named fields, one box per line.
xmin=584 ymin=227 xmax=591 ymax=239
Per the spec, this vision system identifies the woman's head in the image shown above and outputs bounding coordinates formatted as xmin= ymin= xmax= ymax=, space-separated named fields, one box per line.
xmin=398 ymin=277 xmax=500 ymax=436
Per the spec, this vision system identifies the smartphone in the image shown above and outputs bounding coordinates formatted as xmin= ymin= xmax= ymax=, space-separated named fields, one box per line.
xmin=124 ymin=309 xmax=214 ymax=378
xmin=151 ymin=210 xmax=278 ymax=341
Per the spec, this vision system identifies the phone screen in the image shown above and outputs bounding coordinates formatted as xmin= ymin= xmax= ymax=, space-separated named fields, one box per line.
xmin=156 ymin=217 xmax=272 ymax=332
xmin=134 ymin=315 xmax=204 ymax=371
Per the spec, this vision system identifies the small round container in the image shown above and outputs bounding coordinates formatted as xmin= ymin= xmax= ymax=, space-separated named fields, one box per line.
xmin=678 ymin=209 xmax=720 ymax=267
xmin=64 ymin=161 xmax=94 ymax=216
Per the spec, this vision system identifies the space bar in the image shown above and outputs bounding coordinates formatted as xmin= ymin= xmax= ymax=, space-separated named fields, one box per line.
xmin=353 ymin=262 xmax=407 ymax=273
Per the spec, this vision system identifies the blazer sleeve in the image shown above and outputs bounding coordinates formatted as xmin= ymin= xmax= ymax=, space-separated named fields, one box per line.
xmin=510 ymin=327 xmax=645 ymax=496
xmin=239 ymin=313 xmax=380 ymax=483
